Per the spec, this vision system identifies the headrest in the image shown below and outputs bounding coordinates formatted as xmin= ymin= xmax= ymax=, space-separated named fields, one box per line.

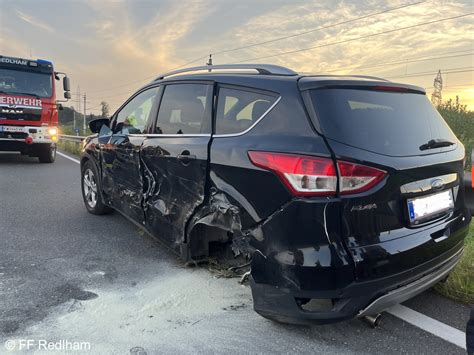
xmin=180 ymin=98 xmax=205 ymax=123
xmin=252 ymin=101 xmax=271 ymax=121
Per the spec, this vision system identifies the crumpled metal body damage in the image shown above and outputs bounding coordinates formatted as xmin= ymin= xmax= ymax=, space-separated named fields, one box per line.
xmin=139 ymin=137 xmax=210 ymax=252
xmin=187 ymin=189 xmax=242 ymax=235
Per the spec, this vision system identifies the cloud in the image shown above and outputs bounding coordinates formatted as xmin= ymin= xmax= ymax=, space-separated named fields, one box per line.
xmin=85 ymin=0 xmax=213 ymax=70
xmin=209 ymin=0 xmax=473 ymax=77
xmin=15 ymin=10 xmax=54 ymax=33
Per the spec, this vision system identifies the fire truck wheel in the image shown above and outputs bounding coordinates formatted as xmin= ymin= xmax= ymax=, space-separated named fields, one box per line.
xmin=38 ymin=144 xmax=56 ymax=163
xmin=81 ymin=160 xmax=113 ymax=215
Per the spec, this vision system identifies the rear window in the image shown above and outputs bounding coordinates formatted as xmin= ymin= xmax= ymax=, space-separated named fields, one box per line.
xmin=310 ymin=89 xmax=457 ymax=157
xmin=216 ymin=87 xmax=277 ymax=135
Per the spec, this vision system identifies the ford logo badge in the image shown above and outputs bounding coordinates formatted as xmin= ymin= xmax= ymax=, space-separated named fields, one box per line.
xmin=431 ymin=178 xmax=444 ymax=190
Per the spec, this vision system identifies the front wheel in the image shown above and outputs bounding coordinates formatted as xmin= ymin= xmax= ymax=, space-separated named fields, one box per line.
xmin=38 ymin=144 xmax=56 ymax=163
xmin=81 ymin=160 xmax=112 ymax=215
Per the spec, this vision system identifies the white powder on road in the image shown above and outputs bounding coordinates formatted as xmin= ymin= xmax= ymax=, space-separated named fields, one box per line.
xmin=23 ymin=266 xmax=254 ymax=354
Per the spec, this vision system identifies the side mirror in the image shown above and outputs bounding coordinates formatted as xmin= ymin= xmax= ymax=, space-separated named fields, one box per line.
xmin=63 ymin=76 xmax=71 ymax=92
xmin=89 ymin=118 xmax=110 ymax=133
xmin=57 ymin=103 xmax=64 ymax=111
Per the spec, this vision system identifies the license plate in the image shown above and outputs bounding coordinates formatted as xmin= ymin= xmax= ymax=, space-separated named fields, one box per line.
xmin=0 ymin=126 xmax=25 ymax=133
xmin=407 ymin=189 xmax=454 ymax=224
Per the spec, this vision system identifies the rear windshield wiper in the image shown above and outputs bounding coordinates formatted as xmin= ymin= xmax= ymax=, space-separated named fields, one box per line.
xmin=419 ymin=139 xmax=455 ymax=151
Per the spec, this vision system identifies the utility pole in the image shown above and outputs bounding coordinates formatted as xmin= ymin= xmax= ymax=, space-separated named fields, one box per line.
xmin=431 ymin=70 xmax=443 ymax=107
xmin=74 ymin=86 xmax=81 ymax=133
xmin=83 ymin=93 xmax=87 ymax=134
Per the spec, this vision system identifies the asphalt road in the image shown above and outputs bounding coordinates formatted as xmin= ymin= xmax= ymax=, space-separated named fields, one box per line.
xmin=0 ymin=151 xmax=471 ymax=354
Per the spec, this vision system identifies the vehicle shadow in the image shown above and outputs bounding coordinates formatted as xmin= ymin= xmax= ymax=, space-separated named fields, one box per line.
xmin=0 ymin=152 xmax=38 ymax=164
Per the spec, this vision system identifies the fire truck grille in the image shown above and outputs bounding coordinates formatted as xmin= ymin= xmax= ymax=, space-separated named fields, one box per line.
xmin=0 ymin=107 xmax=42 ymax=121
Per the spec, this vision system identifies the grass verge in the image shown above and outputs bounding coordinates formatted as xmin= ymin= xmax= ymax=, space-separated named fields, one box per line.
xmin=435 ymin=223 xmax=474 ymax=304
xmin=57 ymin=140 xmax=82 ymax=156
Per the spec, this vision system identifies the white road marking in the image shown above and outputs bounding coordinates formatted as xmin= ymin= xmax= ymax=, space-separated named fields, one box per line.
xmin=387 ymin=304 xmax=466 ymax=350
xmin=55 ymin=149 xmax=469 ymax=351
xmin=57 ymin=151 xmax=80 ymax=164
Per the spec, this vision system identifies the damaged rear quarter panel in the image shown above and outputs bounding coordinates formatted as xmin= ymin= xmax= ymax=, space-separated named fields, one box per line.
xmin=202 ymin=95 xmax=354 ymax=290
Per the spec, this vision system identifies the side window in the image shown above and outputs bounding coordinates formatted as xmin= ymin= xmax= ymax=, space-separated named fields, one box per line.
xmin=216 ymin=87 xmax=277 ymax=135
xmin=115 ymin=87 xmax=159 ymax=134
xmin=155 ymin=84 xmax=212 ymax=134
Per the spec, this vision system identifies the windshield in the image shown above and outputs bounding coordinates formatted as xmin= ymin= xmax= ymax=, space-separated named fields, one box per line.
xmin=310 ymin=88 xmax=458 ymax=157
xmin=0 ymin=68 xmax=53 ymax=98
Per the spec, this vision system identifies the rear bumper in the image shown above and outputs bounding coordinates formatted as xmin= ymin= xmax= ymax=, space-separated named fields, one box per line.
xmin=250 ymin=243 xmax=465 ymax=325
xmin=357 ymin=247 xmax=462 ymax=317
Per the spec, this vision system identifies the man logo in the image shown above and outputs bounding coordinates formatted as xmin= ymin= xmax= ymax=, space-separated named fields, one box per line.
xmin=431 ymin=178 xmax=444 ymax=190
xmin=1 ymin=108 xmax=23 ymax=114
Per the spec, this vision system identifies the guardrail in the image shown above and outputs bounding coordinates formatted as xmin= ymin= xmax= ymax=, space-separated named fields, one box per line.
xmin=57 ymin=134 xmax=86 ymax=155
xmin=58 ymin=134 xmax=86 ymax=143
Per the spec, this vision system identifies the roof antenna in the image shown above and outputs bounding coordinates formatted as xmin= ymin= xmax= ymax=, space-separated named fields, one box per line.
xmin=207 ymin=54 xmax=212 ymax=72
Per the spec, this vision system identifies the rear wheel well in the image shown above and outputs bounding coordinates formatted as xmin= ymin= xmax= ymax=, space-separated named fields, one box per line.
xmin=187 ymin=224 xmax=230 ymax=260
xmin=186 ymin=224 xmax=249 ymax=267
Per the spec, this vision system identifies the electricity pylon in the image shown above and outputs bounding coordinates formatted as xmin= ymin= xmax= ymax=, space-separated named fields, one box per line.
xmin=431 ymin=70 xmax=443 ymax=107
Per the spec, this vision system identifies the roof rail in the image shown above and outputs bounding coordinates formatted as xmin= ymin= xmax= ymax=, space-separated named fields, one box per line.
xmin=155 ymin=64 xmax=298 ymax=81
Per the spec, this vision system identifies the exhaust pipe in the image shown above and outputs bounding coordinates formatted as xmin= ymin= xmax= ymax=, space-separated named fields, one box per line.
xmin=362 ymin=314 xmax=382 ymax=328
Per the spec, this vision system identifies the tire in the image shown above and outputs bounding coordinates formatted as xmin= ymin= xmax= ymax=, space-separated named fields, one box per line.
xmin=38 ymin=144 xmax=56 ymax=163
xmin=81 ymin=160 xmax=112 ymax=215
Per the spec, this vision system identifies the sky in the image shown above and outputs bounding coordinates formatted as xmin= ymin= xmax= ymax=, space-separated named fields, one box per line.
xmin=0 ymin=0 xmax=472 ymax=113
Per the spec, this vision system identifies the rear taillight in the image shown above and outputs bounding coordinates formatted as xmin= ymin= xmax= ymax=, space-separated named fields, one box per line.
xmin=248 ymin=151 xmax=337 ymax=196
xmin=337 ymin=161 xmax=386 ymax=195
xmin=248 ymin=151 xmax=386 ymax=197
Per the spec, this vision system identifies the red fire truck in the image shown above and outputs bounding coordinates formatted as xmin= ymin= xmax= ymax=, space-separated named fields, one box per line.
xmin=0 ymin=55 xmax=70 ymax=163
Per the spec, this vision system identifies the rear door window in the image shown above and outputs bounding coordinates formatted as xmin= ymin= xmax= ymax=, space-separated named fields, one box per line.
xmin=155 ymin=84 xmax=213 ymax=134
xmin=216 ymin=87 xmax=277 ymax=135
xmin=310 ymin=89 xmax=457 ymax=157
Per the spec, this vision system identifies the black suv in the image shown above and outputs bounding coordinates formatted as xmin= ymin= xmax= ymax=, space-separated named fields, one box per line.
xmin=80 ymin=64 xmax=471 ymax=324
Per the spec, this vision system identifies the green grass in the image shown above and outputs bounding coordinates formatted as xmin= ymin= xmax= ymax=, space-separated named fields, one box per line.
xmin=435 ymin=224 xmax=474 ymax=304
xmin=57 ymin=140 xmax=82 ymax=156
xmin=57 ymin=123 xmax=90 ymax=157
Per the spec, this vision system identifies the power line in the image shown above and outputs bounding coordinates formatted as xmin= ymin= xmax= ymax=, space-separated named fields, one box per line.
xmin=233 ymin=13 xmax=474 ymax=63
xmin=86 ymin=55 xmax=208 ymax=94
xmin=321 ymin=51 xmax=473 ymax=73
xmin=212 ymin=1 xmax=426 ymax=56
xmin=76 ymin=2 xmax=425 ymax=96
xmin=86 ymin=56 xmax=473 ymax=109
xmin=386 ymin=67 xmax=473 ymax=79
xmin=441 ymin=83 xmax=474 ymax=88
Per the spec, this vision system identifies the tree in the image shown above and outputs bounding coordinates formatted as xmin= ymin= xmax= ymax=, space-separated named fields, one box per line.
xmin=100 ymin=101 xmax=110 ymax=118
xmin=438 ymin=95 xmax=468 ymax=113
